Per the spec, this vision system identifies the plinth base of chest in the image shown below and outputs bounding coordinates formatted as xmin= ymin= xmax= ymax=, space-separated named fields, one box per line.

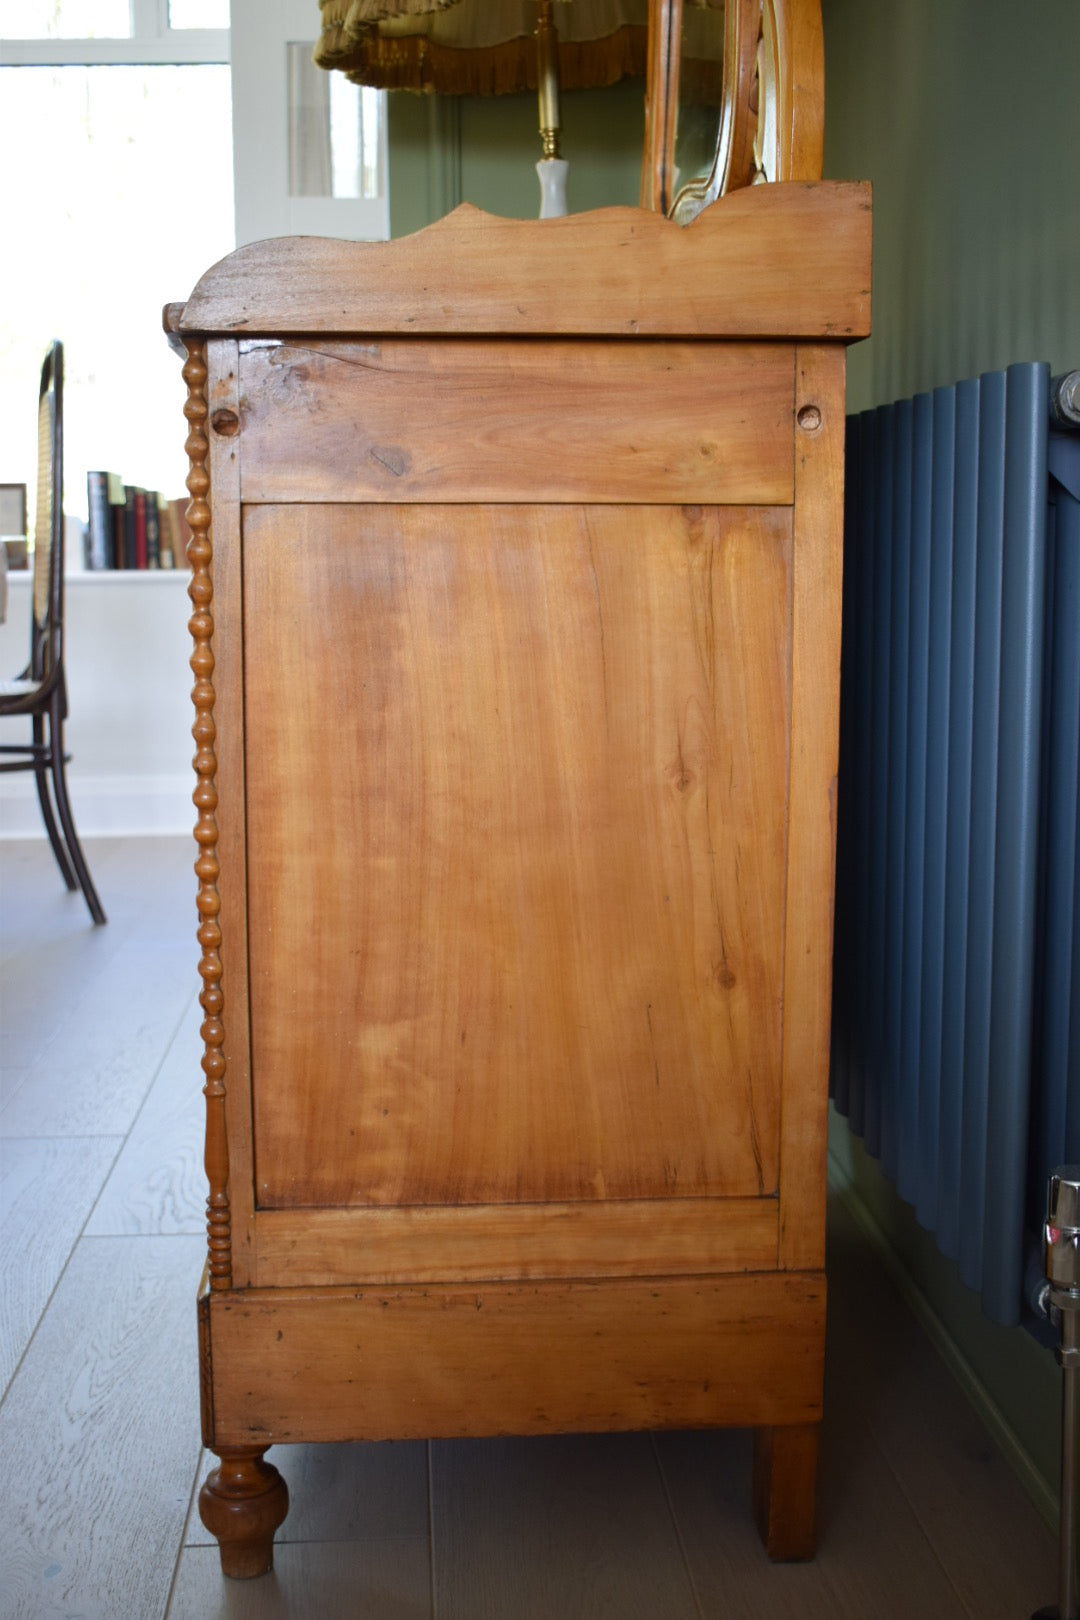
xmin=198 ymin=1267 xmax=825 ymax=1446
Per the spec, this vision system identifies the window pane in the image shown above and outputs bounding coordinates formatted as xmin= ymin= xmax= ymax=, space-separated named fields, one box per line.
xmin=0 ymin=65 xmax=235 ymax=531
xmin=168 ymin=0 xmax=230 ymax=27
xmin=2 ymin=1 xmax=132 ymax=38
xmin=287 ymin=42 xmax=381 ymax=201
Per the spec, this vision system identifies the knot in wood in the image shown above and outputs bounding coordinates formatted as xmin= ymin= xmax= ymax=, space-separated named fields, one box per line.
xmin=210 ymin=408 xmax=241 ymax=437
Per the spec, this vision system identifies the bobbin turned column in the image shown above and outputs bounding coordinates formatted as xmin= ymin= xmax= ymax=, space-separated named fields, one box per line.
xmin=199 ymin=1447 xmax=290 ymax=1578
xmin=180 ymin=333 xmax=290 ymax=1579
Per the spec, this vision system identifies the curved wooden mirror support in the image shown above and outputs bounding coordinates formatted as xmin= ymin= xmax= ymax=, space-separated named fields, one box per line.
xmin=641 ymin=0 xmax=824 ymax=222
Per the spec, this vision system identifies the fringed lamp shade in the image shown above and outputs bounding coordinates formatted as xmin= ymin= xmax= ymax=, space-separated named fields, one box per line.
xmin=314 ymin=2 xmax=822 ymax=223
xmin=314 ymin=0 xmax=650 ymax=97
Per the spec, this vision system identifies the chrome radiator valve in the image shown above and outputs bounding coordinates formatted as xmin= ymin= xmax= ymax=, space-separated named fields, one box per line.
xmin=1047 ymin=1169 xmax=1080 ymax=1310
xmin=1035 ymin=1167 xmax=1080 ymax=1620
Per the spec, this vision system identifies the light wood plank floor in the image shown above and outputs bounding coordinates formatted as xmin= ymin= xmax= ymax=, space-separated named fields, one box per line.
xmin=0 ymin=836 xmax=1056 ymax=1619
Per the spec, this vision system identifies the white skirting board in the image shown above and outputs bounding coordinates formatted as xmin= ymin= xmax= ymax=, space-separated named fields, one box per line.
xmin=0 ymin=570 xmax=194 ymax=839
xmin=0 ymin=771 xmax=193 ymax=838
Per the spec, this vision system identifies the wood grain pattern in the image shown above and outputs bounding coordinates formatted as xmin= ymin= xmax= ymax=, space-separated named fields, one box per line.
xmin=776 ymin=0 xmax=827 ymax=183
xmin=0 ymin=1069 xmax=30 ymax=1115
xmin=431 ymin=1433 xmax=698 ymax=1620
xmin=250 ymin=1197 xmax=778 ymax=1287
xmin=235 ymin=339 xmax=795 ymax=508
xmin=655 ymin=1428 xmax=842 ymax=1618
xmin=175 ymin=184 xmax=871 ymax=341
xmin=169 ymin=186 xmax=870 ymax=1569
xmin=0 ymin=1135 xmax=122 ymax=1393
xmin=640 ymin=0 xmax=679 ymax=213
xmin=813 ymin=1408 xmax=969 ymax=1618
xmin=84 ymin=990 xmax=204 ymax=1236
xmin=825 ymin=1196 xmax=1055 ymax=1617
xmin=0 ymin=937 xmax=193 ymax=1138
xmin=0 ymin=838 xmax=194 ymax=1080
xmin=0 ymin=956 xmax=98 ymax=1071
xmin=168 ymin=1540 xmax=433 ymax=1619
xmin=777 ymin=346 xmax=847 ymax=1272
xmin=243 ymin=501 xmax=791 ymax=1211
xmin=206 ymin=1271 xmax=825 ymax=1447
xmin=655 ymin=1403 xmax=985 ymax=1618
xmin=0 ymin=909 xmax=124 ymax=1070
xmin=0 ymin=1234 xmax=205 ymax=1620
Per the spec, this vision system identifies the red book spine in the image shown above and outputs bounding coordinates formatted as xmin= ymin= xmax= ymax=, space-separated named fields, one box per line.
xmin=134 ymin=490 xmax=148 ymax=569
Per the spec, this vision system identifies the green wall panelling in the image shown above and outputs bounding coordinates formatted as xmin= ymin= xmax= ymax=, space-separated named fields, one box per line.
xmin=822 ymin=0 xmax=1080 ymax=413
xmin=389 ymin=79 xmax=645 ymax=236
xmin=822 ymin=0 xmax=1076 ymax=1519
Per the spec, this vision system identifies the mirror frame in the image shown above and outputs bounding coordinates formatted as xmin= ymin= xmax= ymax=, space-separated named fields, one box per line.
xmin=641 ymin=0 xmax=824 ymax=221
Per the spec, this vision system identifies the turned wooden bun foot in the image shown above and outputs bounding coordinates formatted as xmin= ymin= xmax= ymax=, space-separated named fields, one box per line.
xmin=199 ymin=1446 xmax=289 ymax=1578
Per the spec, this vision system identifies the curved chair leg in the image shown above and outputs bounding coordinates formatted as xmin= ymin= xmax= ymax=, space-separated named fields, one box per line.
xmin=47 ymin=695 xmax=106 ymax=925
xmin=31 ymin=711 xmax=78 ymax=891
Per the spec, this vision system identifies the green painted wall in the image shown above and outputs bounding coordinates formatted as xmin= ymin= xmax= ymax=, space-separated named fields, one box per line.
xmin=388 ymin=78 xmax=645 ymax=236
xmin=822 ymin=0 xmax=1080 ymax=413
xmin=821 ymin=0 xmax=1078 ymax=1519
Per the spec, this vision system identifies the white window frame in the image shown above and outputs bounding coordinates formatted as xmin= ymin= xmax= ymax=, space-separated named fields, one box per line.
xmin=230 ymin=0 xmax=389 ymax=246
xmin=1 ymin=1 xmax=390 ymax=246
xmin=0 ymin=1 xmax=229 ymax=64
xmin=0 ymin=5 xmax=236 ymax=526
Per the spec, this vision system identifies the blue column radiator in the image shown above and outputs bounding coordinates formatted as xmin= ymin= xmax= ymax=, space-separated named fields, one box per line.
xmin=831 ymin=362 xmax=1080 ymax=1326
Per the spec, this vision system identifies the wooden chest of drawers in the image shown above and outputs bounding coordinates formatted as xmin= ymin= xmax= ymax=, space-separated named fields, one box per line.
xmin=166 ymin=181 xmax=870 ymax=1578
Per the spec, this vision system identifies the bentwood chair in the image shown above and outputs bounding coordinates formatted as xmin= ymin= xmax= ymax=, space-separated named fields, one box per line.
xmin=0 ymin=342 xmax=106 ymax=924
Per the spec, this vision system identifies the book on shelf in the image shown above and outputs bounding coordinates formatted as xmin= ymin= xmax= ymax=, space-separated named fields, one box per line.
xmin=86 ymin=470 xmax=111 ymax=570
xmin=84 ymin=474 xmax=187 ymax=571
xmin=108 ymin=473 xmax=126 ymax=568
xmin=121 ymin=484 xmax=136 ymax=571
xmin=164 ymin=498 xmax=191 ymax=567
xmin=145 ymin=491 xmax=161 ymax=569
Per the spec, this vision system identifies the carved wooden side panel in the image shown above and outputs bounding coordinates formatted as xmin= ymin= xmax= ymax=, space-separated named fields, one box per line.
xmin=183 ymin=338 xmax=231 ymax=1292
